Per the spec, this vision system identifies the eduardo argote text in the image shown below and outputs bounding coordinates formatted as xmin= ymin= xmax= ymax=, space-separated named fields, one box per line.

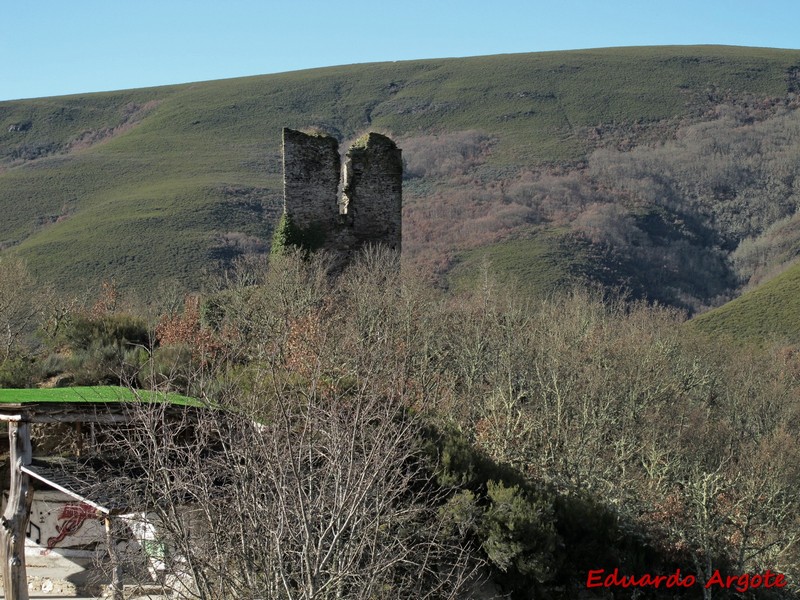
xmin=587 ymin=568 xmax=787 ymax=593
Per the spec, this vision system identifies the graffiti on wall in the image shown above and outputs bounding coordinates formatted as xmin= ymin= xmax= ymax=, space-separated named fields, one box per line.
xmin=14 ymin=491 xmax=106 ymax=553
xmin=46 ymin=502 xmax=99 ymax=550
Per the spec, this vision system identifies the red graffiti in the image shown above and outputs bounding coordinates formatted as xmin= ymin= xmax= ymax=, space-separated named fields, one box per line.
xmin=46 ymin=502 xmax=98 ymax=550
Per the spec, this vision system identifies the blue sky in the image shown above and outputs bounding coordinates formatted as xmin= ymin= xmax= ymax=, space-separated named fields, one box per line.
xmin=2 ymin=0 xmax=798 ymax=101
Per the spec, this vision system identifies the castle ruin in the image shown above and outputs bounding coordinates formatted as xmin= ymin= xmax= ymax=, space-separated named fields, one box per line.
xmin=278 ymin=128 xmax=402 ymax=267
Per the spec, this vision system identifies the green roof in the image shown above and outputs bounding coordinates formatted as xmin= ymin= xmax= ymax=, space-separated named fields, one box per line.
xmin=0 ymin=386 xmax=202 ymax=407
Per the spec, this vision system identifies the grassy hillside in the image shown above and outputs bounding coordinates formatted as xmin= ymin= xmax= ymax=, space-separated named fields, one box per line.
xmin=446 ymin=232 xmax=595 ymax=297
xmin=689 ymin=260 xmax=800 ymax=345
xmin=2 ymin=45 xmax=800 ymax=296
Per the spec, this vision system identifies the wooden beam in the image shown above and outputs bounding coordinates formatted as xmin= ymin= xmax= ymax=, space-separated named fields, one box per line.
xmin=20 ymin=466 xmax=111 ymax=515
xmin=0 ymin=412 xmax=132 ymax=424
xmin=0 ymin=405 xmax=200 ymax=423
xmin=1 ymin=421 xmax=32 ymax=600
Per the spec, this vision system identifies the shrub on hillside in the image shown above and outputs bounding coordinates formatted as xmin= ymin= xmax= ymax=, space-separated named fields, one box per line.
xmin=0 ymin=357 xmax=34 ymax=388
xmin=55 ymin=314 xmax=151 ymax=386
xmin=37 ymin=353 xmax=69 ymax=380
xmin=63 ymin=314 xmax=150 ymax=352
xmin=68 ymin=344 xmax=146 ymax=386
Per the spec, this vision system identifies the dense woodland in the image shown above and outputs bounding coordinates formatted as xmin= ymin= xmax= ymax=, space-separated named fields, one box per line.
xmin=1 ymin=250 xmax=798 ymax=598
xmin=402 ymin=96 xmax=800 ymax=313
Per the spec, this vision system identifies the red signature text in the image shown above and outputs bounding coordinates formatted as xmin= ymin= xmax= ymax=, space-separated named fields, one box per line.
xmin=586 ymin=568 xmax=787 ymax=592
xmin=705 ymin=569 xmax=786 ymax=592
xmin=587 ymin=568 xmax=695 ymax=589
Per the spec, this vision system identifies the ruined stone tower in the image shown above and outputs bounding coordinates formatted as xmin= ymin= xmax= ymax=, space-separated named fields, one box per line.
xmin=278 ymin=128 xmax=402 ymax=267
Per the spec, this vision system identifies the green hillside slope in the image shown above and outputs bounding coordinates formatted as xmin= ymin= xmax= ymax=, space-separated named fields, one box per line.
xmin=689 ymin=260 xmax=800 ymax=345
xmin=446 ymin=232 xmax=594 ymax=296
xmin=2 ymin=46 xmax=800 ymax=296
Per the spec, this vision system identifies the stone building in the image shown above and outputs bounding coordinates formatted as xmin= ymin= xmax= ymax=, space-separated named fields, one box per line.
xmin=277 ymin=128 xmax=402 ymax=267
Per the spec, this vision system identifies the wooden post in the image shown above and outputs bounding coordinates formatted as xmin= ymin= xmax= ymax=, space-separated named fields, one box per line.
xmin=105 ymin=517 xmax=123 ymax=600
xmin=2 ymin=421 xmax=32 ymax=600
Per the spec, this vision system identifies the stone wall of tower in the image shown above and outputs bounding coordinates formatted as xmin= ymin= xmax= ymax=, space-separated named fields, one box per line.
xmin=279 ymin=127 xmax=402 ymax=267
xmin=340 ymin=133 xmax=402 ymax=252
xmin=282 ymin=128 xmax=340 ymax=234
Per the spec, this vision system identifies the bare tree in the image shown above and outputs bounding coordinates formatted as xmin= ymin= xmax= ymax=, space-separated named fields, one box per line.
xmin=0 ymin=256 xmax=40 ymax=361
xmin=91 ymin=381 xmax=476 ymax=599
xmin=85 ymin=250 xmax=478 ymax=600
